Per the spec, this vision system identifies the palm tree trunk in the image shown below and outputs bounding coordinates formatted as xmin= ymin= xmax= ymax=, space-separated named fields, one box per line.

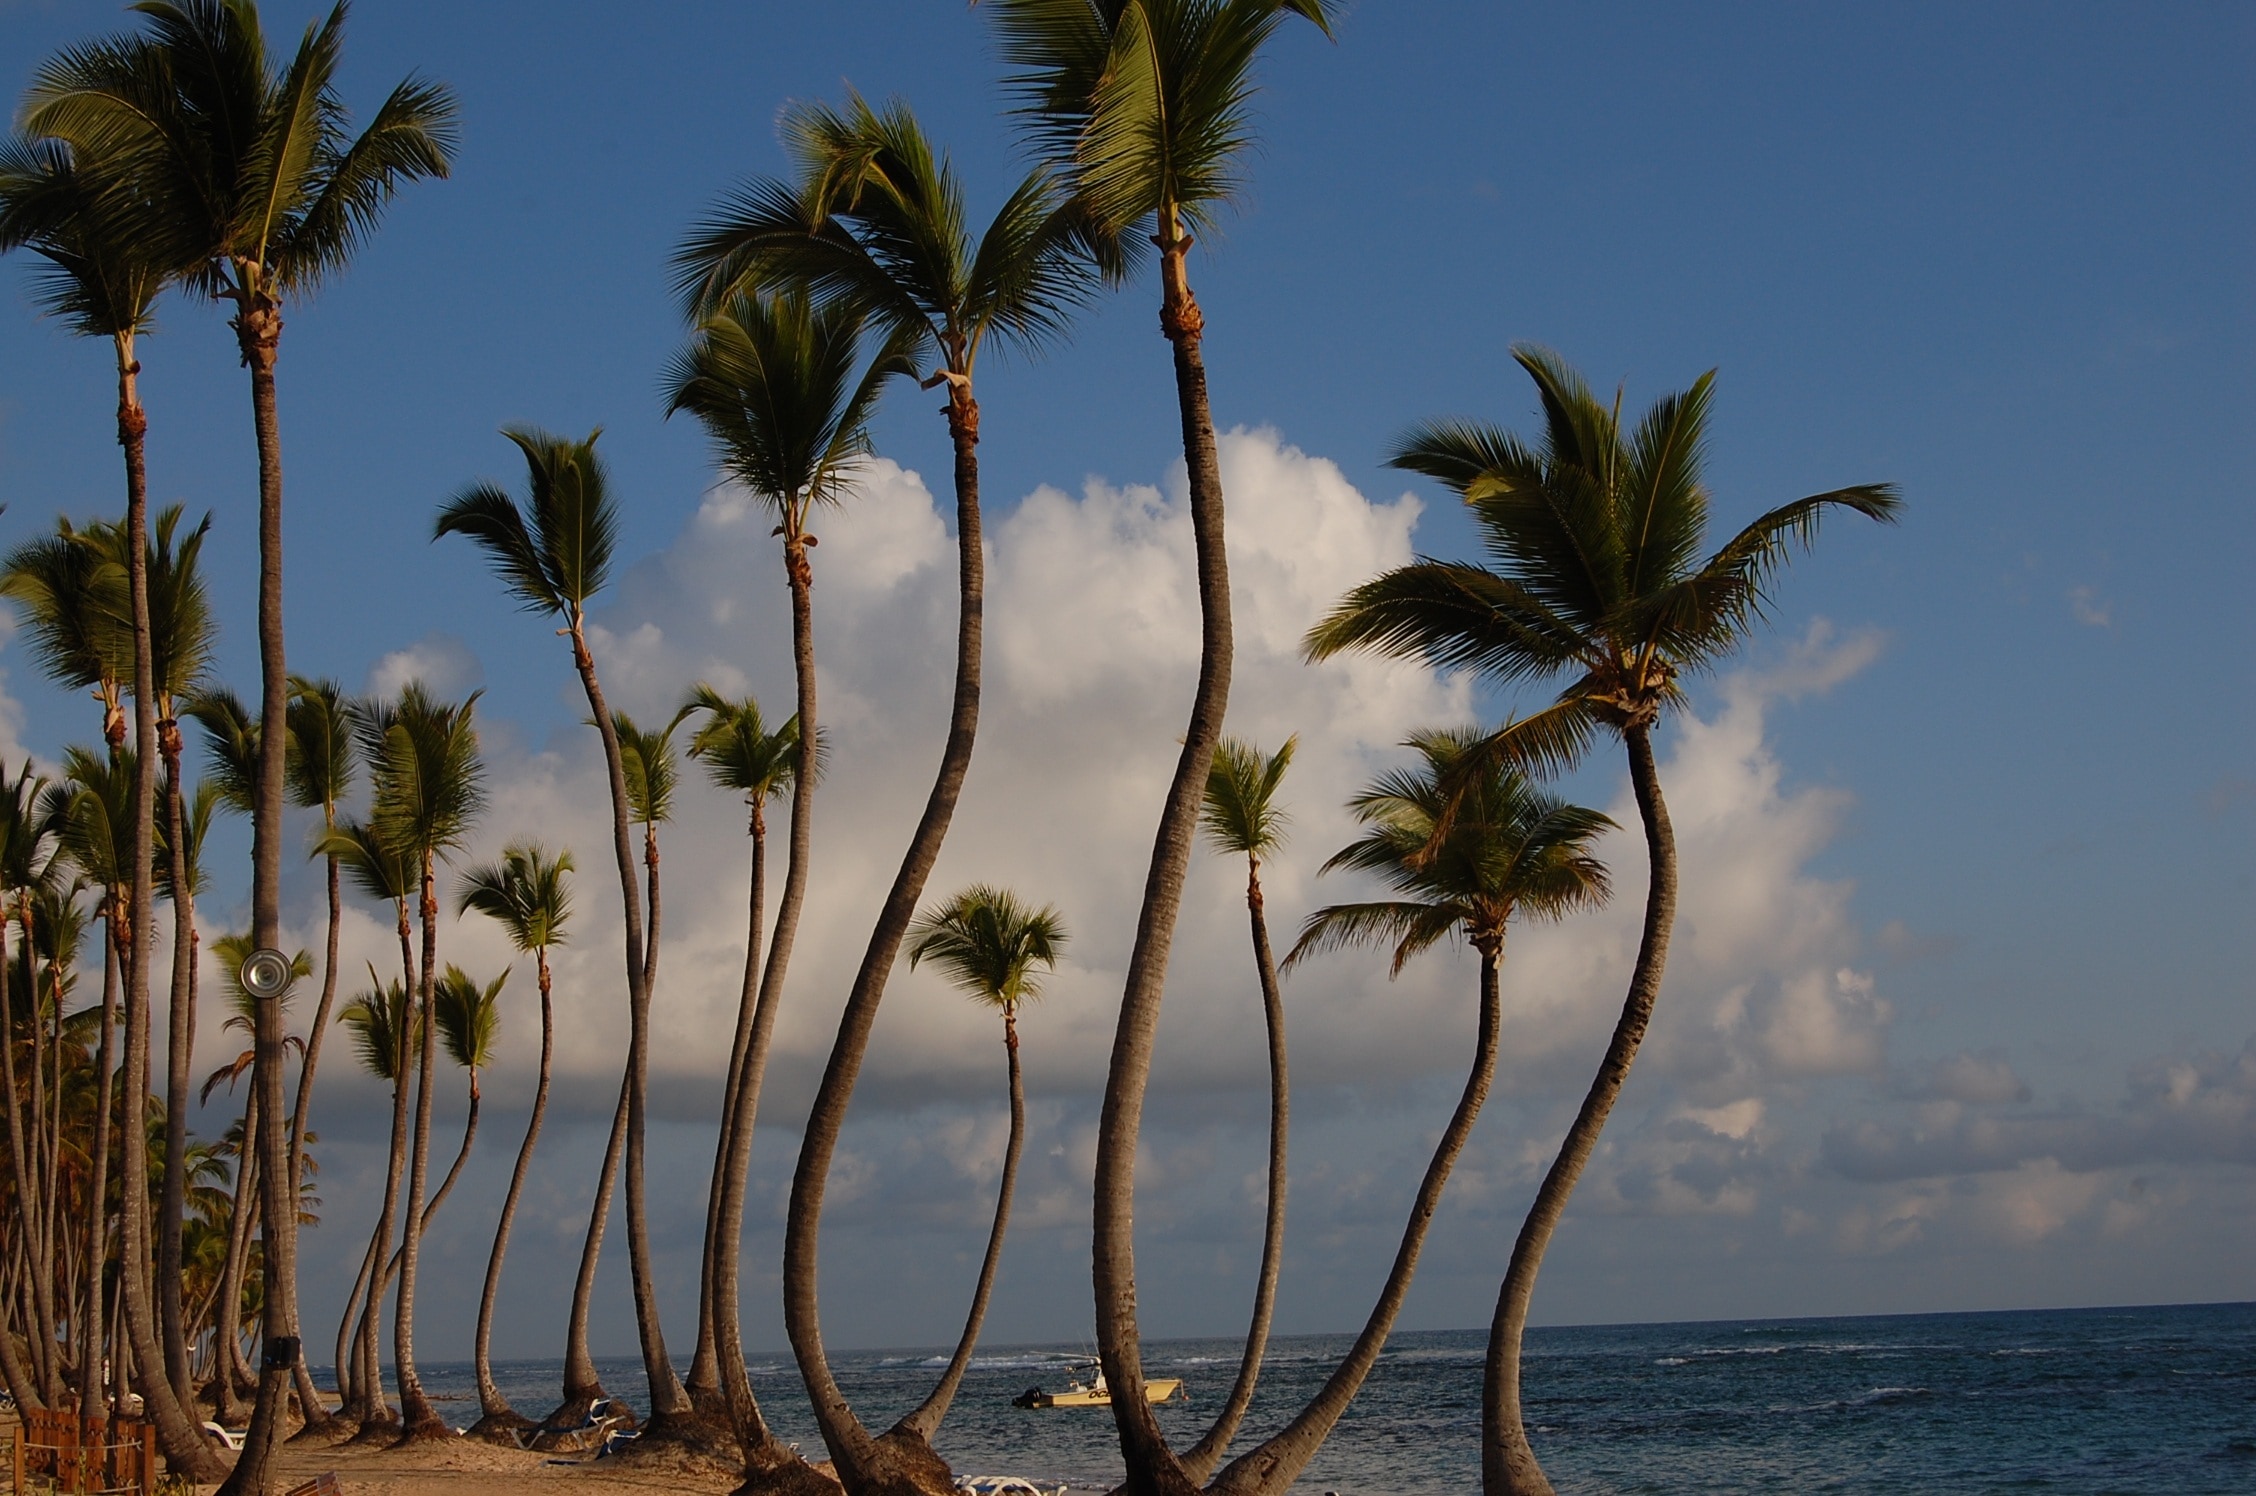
xmin=0 ymin=923 xmax=44 ymax=1413
xmin=468 ymin=951 xmax=553 ymax=1438
xmin=1485 ymin=725 xmax=1676 ymax=1496
xmin=78 ymin=930 xmax=122 ymax=1426
xmin=688 ymin=829 xmax=762 ymax=1427
xmin=288 ymin=839 xmax=348 ymax=1435
xmin=20 ymin=929 xmax=58 ymax=1407
xmin=894 ymin=1005 xmax=1024 ymax=1443
xmin=1094 ymin=226 xmax=1233 ymax=1496
xmin=219 ymin=288 xmax=301 ymax=1496
xmin=213 ymin=1092 xmax=260 ymax=1426
xmin=119 ymin=337 xmax=230 ymax=1482
xmin=1210 ymin=944 xmax=1504 ymax=1496
xmin=392 ymin=869 xmax=448 ymax=1439
xmin=349 ymin=1016 xmax=413 ymax=1436
xmin=1180 ymin=858 xmax=1289 ymax=1480
xmin=784 ymin=385 xmax=984 ymax=1496
xmin=334 ymin=1218 xmax=376 ymax=1418
xmin=159 ymin=759 xmax=197 ymax=1403
xmin=550 ymin=1066 xmax=627 ymax=1425
xmin=563 ymin=615 xmax=688 ymax=1426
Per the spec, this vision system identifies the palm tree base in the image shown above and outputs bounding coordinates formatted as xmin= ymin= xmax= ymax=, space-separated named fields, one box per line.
xmin=347 ymin=1416 xmax=403 ymax=1447
xmin=733 ymin=1435 xmax=845 ymax=1496
xmin=465 ymin=1409 xmax=538 ymax=1446
xmin=391 ymin=1411 xmax=456 ymax=1446
xmin=608 ymin=1406 xmax=739 ymax=1467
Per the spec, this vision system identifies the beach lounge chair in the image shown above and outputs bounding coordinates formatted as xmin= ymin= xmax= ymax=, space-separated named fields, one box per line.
xmin=955 ymin=1477 xmax=1068 ymax=1496
xmin=284 ymin=1476 xmax=341 ymax=1496
xmin=202 ymin=1420 xmax=248 ymax=1451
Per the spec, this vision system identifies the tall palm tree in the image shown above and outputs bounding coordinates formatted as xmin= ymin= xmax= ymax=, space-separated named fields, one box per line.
xmin=662 ymin=293 xmax=911 ymax=1473
xmin=987 ymin=7 xmax=1336 ymax=1481
xmin=433 ymin=428 xmax=693 ymax=1432
xmin=0 ymin=764 xmax=58 ymax=1414
xmin=674 ymin=94 xmax=1096 ymax=1488
xmin=1306 ymin=347 xmax=1900 ymax=1493
xmin=1182 ymin=735 xmax=1295 ymax=1479
xmin=334 ymin=963 xmax=415 ymax=1426
xmin=456 ymin=844 xmax=573 ymax=1441
xmin=24 ymin=10 xmax=457 ymax=1477
xmin=611 ymin=704 xmax=692 ymax=988
xmin=1207 ymin=729 xmax=1612 ymax=1494
xmin=431 ymin=964 xmax=502 ymax=1224
xmin=900 ymin=887 xmax=1067 ymax=1438
xmin=679 ymin=687 xmax=803 ymax=1444
xmin=359 ymin=685 xmax=484 ymax=1441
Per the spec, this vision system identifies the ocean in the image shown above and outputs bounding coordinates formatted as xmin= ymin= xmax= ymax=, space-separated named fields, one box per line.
xmin=382 ymin=1301 xmax=2256 ymax=1493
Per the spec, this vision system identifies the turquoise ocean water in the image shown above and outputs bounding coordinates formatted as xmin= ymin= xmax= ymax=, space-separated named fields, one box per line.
xmin=367 ymin=1302 xmax=2255 ymax=1493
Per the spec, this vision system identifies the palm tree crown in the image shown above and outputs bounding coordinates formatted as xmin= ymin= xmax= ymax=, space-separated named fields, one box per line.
xmin=1201 ymin=734 xmax=1296 ymax=860
xmin=339 ymin=969 xmax=417 ymax=1086
xmin=456 ymin=844 xmax=574 ymax=955
xmin=355 ymin=684 xmax=486 ymax=871
xmin=1309 ymin=346 xmax=1902 ymax=769
xmin=1287 ymin=727 xmax=1614 ymax=972
xmin=285 ymin=675 xmax=355 ymax=815
xmin=684 ymin=685 xmax=806 ymax=810
xmin=434 ymin=428 xmax=619 ymax=625
xmin=434 ymin=966 xmax=504 ymax=1077
xmin=611 ymin=706 xmax=694 ymax=832
xmin=907 ymin=885 xmax=1069 ymax=1016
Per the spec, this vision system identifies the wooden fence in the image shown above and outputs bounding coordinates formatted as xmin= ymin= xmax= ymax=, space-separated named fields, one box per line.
xmin=9 ymin=1408 xmax=155 ymax=1495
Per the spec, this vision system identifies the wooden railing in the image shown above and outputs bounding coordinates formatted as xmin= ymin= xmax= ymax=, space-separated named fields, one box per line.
xmin=10 ymin=1408 xmax=155 ymax=1496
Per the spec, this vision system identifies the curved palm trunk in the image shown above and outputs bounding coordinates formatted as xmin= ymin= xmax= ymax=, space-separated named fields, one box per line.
xmin=1094 ymin=230 xmax=1232 ymax=1496
xmin=349 ymin=989 xmax=414 ymax=1436
xmin=1210 ymin=944 xmax=1503 ymax=1496
xmin=548 ymin=1067 xmax=627 ymax=1426
xmin=289 ymin=841 xmax=349 ymax=1436
xmin=1485 ymin=725 xmax=1675 ymax=1496
xmin=0 ymin=930 xmax=43 ymax=1413
xmin=334 ymin=1215 xmax=379 ymax=1420
xmin=469 ymin=951 xmax=553 ymax=1438
xmin=688 ymin=827 xmax=764 ymax=1427
xmin=213 ymin=1091 xmax=261 ymax=1425
xmin=76 ymin=929 xmax=121 ymax=1423
xmin=159 ymin=759 xmax=196 ymax=1401
xmin=1180 ymin=857 xmax=1289 ymax=1481
xmin=392 ymin=870 xmax=448 ymax=1439
xmin=783 ymin=387 xmax=983 ymax=1496
xmin=119 ymin=340 xmax=230 ymax=1483
xmin=565 ymin=616 xmax=689 ymax=1429
xmin=893 ymin=1005 xmax=1024 ymax=1442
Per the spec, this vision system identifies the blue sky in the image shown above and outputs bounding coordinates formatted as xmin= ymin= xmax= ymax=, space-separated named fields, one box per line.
xmin=0 ymin=0 xmax=2250 ymax=1366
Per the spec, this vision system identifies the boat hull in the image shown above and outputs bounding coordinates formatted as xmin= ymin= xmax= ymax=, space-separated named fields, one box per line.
xmin=1019 ymin=1378 xmax=1184 ymax=1408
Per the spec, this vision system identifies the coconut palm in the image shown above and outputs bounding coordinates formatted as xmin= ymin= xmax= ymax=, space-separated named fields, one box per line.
xmin=0 ymin=763 xmax=58 ymax=1413
xmin=432 ymin=427 xmax=694 ymax=1432
xmin=674 ymin=93 xmax=1097 ymax=1486
xmin=1180 ymin=734 xmax=1297 ymax=1479
xmin=679 ymin=687 xmax=804 ymax=1446
xmin=661 ymin=293 xmax=910 ymax=1467
xmin=1202 ymin=730 xmax=1612 ymax=1494
xmin=901 ymin=887 xmax=1067 ymax=1440
xmin=611 ymin=704 xmax=692 ymax=986
xmin=24 ymin=9 xmax=456 ymax=1474
xmin=334 ymin=963 xmax=415 ymax=1426
xmin=455 ymin=844 xmax=573 ymax=1440
xmin=357 ymin=685 xmax=484 ymax=1440
xmin=1305 ymin=347 xmax=1900 ymax=1493
xmin=431 ymin=964 xmax=502 ymax=1220
xmin=987 ymin=5 xmax=1337 ymax=1476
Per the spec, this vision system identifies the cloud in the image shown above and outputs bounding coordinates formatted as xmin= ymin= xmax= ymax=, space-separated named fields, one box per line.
xmin=364 ymin=630 xmax=484 ymax=700
xmin=2067 ymin=585 xmax=2112 ymax=627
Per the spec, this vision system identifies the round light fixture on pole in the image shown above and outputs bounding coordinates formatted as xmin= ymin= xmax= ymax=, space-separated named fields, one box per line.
xmin=240 ymin=947 xmax=294 ymax=1001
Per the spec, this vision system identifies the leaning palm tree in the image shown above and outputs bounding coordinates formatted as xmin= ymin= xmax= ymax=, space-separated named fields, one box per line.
xmin=456 ymin=844 xmax=573 ymax=1441
xmin=901 ymin=887 xmax=1066 ymax=1435
xmin=679 ymin=687 xmax=803 ymax=1442
xmin=1205 ymin=730 xmax=1612 ymax=1495
xmin=333 ymin=963 xmax=415 ymax=1427
xmin=359 ymin=685 xmax=484 ymax=1441
xmin=1182 ymin=735 xmax=1296 ymax=1479
xmin=661 ymin=291 xmax=911 ymax=1471
xmin=674 ymin=93 xmax=1097 ymax=1487
xmin=1306 ymin=347 xmax=1900 ymax=1493
xmin=24 ymin=9 xmax=456 ymax=1475
xmin=0 ymin=764 xmax=59 ymax=1414
xmin=987 ymin=6 xmax=1338 ymax=1479
xmin=431 ymin=963 xmax=501 ymax=1222
xmin=433 ymin=428 xmax=694 ymax=1434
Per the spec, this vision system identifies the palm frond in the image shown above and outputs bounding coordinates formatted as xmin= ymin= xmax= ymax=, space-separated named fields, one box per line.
xmin=1200 ymin=733 xmax=1295 ymax=858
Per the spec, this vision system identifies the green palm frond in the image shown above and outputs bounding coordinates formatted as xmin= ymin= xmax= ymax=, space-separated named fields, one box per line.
xmin=433 ymin=964 xmax=503 ymax=1072
xmin=51 ymin=743 xmax=140 ymax=890
xmin=907 ymin=883 xmax=1069 ymax=1013
xmin=0 ymin=519 xmax=131 ymax=697
xmin=209 ymin=930 xmax=310 ymax=1028
xmin=435 ymin=427 xmax=619 ymax=619
xmin=683 ymin=684 xmax=809 ymax=803
xmin=0 ymin=131 xmax=179 ymax=339
xmin=285 ymin=674 xmax=355 ymax=812
xmin=455 ymin=841 xmax=573 ymax=954
xmin=610 ymin=703 xmax=695 ymax=829
xmin=156 ymin=779 xmax=223 ymax=901
xmin=0 ymin=760 xmax=60 ymax=897
xmin=1200 ymin=733 xmax=1295 ymax=858
xmin=358 ymin=683 xmax=485 ymax=867
xmin=338 ymin=965 xmax=416 ymax=1083
xmin=183 ymin=687 xmax=260 ymax=815
xmin=315 ymin=817 xmax=413 ymax=906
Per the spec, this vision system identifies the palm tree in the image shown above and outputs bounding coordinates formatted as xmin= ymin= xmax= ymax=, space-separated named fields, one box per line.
xmin=24 ymin=10 xmax=456 ymax=1476
xmin=1205 ymin=730 xmax=1611 ymax=1494
xmin=661 ymin=294 xmax=910 ymax=1469
xmin=674 ymin=94 xmax=1097 ymax=1487
xmin=1305 ymin=347 xmax=1900 ymax=1493
xmin=679 ymin=687 xmax=803 ymax=1446
xmin=0 ymin=764 xmax=58 ymax=1413
xmin=359 ymin=685 xmax=484 ymax=1441
xmin=431 ymin=964 xmax=502 ymax=1222
xmin=1182 ymin=735 xmax=1296 ymax=1479
xmin=987 ymin=6 xmax=1337 ymax=1479
xmin=334 ymin=964 xmax=415 ymax=1427
xmin=611 ymin=705 xmax=692 ymax=987
xmin=900 ymin=887 xmax=1067 ymax=1438
xmin=456 ymin=844 xmax=573 ymax=1441
xmin=433 ymin=427 xmax=693 ymax=1433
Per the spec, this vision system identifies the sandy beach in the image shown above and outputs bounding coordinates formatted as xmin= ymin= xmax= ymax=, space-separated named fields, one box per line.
xmin=237 ymin=1428 xmax=836 ymax=1496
